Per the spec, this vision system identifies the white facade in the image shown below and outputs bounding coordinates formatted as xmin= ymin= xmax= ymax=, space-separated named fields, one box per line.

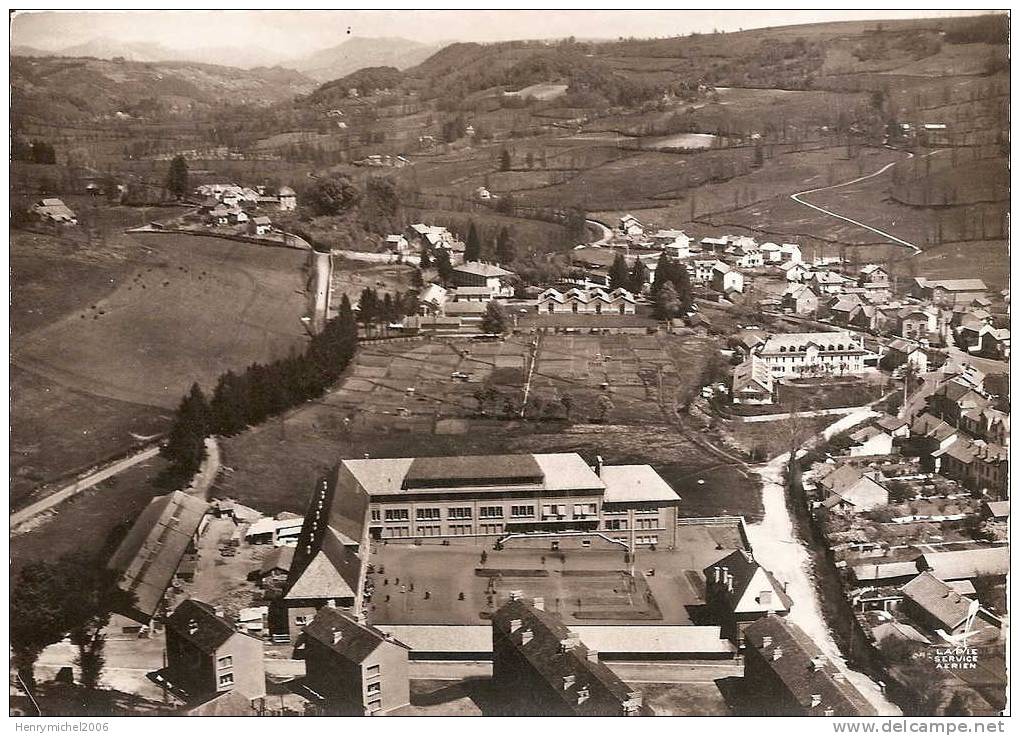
xmin=537 ymin=287 xmax=636 ymax=315
xmin=754 ymin=331 xmax=867 ymax=377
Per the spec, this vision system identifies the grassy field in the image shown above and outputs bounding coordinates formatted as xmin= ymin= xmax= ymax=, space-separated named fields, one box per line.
xmin=13 ymin=231 xmax=311 ymax=408
xmin=329 ymin=260 xmax=418 ymax=316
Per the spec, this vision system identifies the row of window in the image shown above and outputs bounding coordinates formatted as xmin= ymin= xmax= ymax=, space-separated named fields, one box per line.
xmin=373 ymin=503 xmax=597 ymax=523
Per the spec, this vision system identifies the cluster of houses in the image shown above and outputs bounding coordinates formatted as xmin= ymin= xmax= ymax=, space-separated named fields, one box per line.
xmin=194 ymin=183 xmax=297 ymax=235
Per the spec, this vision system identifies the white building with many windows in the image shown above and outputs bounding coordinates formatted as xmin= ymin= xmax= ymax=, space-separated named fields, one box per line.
xmin=753 ymin=331 xmax=867 ymax=377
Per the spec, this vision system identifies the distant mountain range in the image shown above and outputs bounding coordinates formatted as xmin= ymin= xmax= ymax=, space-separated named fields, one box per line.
xmin=11 ymin=35 xmax=445 ymax=82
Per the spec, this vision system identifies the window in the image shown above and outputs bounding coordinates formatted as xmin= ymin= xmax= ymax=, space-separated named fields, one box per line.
xmin=370 ymin=509 xmax=381 ymax=522
xmin=542 ymin=504 xmax=567 ymax=519
xmin=573 ymin=503 xmax=597 ymax=518
xmin=219 ymin=673 xmax=234 ymax=686
xmin=385 ymin=526 xmax=410 ymax=538
xmin=366 ymin=681 xmax=381 ymax=694
xmin=480 ymin=523 xmax=503 ymax=535
xmin=366 ymin=664 xmax=380 ymax=678
xmin=572 ymin=303 xmax=578 ymax=313
xmin=595 ymin=302 xmax=602 ymax=314
xmin=479 ymin=506 xmax=504 ymax=518
xmin=449 ymin=524 xmax=472 ymax=536
xmin=548 ymin=303 xmax=554 ymax=313
xmin=384 ymin=508 xmax=409 ymax=522
xmin=416 ymin=525 xmax=441 ymax=537
xmin=295 ymin=615 xmax=309 ymax=626
xmin=216 ymin=655 xmax=233 ymax=669
xmin=604 ymin=519 xmax=627 ymax=531
xmin=510 ymin=505 xmax=535 ymax=518
xmin=448 ymin=507 xmax=472 ymax=520
xmin=416 ymin=507 xmax=440 ymax=520
xmin=367 ymin=700 xmax=382 ymax=713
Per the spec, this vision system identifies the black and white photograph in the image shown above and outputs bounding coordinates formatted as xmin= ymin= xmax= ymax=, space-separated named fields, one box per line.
xmin=7 ymin=8 xmax=1010 ymax=720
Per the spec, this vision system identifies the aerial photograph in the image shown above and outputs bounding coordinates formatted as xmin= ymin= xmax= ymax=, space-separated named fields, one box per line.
xmin=8 ymin=8 xmax=1009 ymax=719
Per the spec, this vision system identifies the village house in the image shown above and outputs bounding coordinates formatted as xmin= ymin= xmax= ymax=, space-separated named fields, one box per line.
xmin=107 ymin=491 xmax=210 ymax=630
xmin=649 ymin=229 xmax=691 ymax=259
xmin=896 ymin=306 xmax=939 ymax=341
xmin=908 ymin=413 xmax=960 ymax=471
xmin=911 ymin=278 xmax=989 ymax=307
xmin=249 ymin=216 xmax=272 ymax=236
xmin=845 ymin=426 xmax=895 ymax=457
xmin=782 ymin=284 xmax=819 ymax=316
xmin=302 ymin=606 xmax=411 ymax=716
xmin=759 ymin=242 xmax=782 ymax=263
xmin=849 ymin=304 xmax=879 ymax=331
xmin=451 ymin=261 xmax=516 ymax=297
xmin=32 ymin=197 xmax=77 ymax=225
xmin=779 ymin=243 xmax=803 ymax=263
xmin=536 ymin=287 xmax=637 ymax=315
xmin=702 ymin=550 xmax=793 ymax=645
xmin=618 ymin=214 xmax=644 ymax=237
xmin=936 ymin=438 xmax=1008 ymax=496
xmin=780 ymin=260 xmax=809 ymax=282
xmin=228 ymin=208 xmax=249 ymax=225
xmin=245 ymin=514 xmax=304 ymax=546
xmin=958 ymin=323 xmax=1010 ymax=360
xmin=491 ymin=597 xmax=644 ymax=716
xmin=725 ymin=242 xmax=764 ymax=269
xmin=691 ymin=259 xmax=719 ymax=285
xmin=256 ymin=546 xmax=295 ymax=591
xmin=731 ymin=357 xmax=774 ymax=405
xmin=806 ymin=269 xmax=851 ymax=296
xmin=899 ymin=572 xmax=981 ymax=640
xmin=753 ymin=331 xmax=867 ymax=377
xmin=827 ymin=294 xmax=863 ymax=327
xmin=417 ymin=283 xmax=448 ymax=315
xmin=276 ymin=185 xmax=297 ymax=211
xmin=450 ymin=285 xmax=496 ymax=303
xmin=875 ymin=414 xmax=911 ymax=439
xmin=208 ymin=206 xmax=230 ymax=226
xmin=710 ymin=262 xmax=744 ymax=295
xmin=880 ymin=338 xmax=929 ymax=374
xmin=162 ymin=599 xmax=266 ymax=704
xmin=385 ymin=234 xmax=409 ymax=253
xmin=742 ymin=617 xmax=877 ymax=716
xmin=700 ymin=236 xmax=729 ymax=253
xmin=815 ymin=463 xmax=889 ymax=514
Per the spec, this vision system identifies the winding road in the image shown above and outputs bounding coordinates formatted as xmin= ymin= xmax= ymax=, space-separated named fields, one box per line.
xmin=585 ymin=218 xmax=614 ymax=245
xmin=790 ymin=149 xmax=943 ymax=255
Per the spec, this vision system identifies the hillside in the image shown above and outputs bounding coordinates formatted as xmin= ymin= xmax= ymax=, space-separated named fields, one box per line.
xmin=10 ymin=55 xmax=317 ymax=124
xmin=292 ymin=36 xmax=442 ymax=82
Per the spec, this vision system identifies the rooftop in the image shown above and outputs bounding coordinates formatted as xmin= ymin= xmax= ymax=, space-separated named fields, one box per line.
xmin=598 ymin=465 xmax=681 ymax=505
xmin=917 ymin=547 xmax=1008 ymax=581
xmin=166 ymin=599 xmax=242 ymax=654
xmin=303 ymin=606 xmax=409 ymax=664
xmin=901 ymin=572 xmax=976 ymax=630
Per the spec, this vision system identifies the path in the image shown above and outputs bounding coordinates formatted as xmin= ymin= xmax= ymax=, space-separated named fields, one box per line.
xmin=311 ymin=249 xmax=333 ymax=331
xmin=586 ymin=218 xmax=613 ymax=245
xmin=790 ymin=149 xmax=943 ymax=255
xmin=11 ymin=444 xmax=161 ymax=531
xmin=746 ymin=408 xmax=901 ymax=716
xmin=11 ymin=436 xmax=219 ymax=533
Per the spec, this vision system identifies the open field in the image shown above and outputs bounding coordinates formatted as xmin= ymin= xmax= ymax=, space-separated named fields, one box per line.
xmin=329 ymin=259 xmax=417 ymax=316
xmin=13 ymin=231 xmax=311 ymax=408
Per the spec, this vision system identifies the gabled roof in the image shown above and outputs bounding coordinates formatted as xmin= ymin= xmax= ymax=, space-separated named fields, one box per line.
xmin=875 ymin=415 xmax=909 ymax=433
xmin=107 ymin=491 xmax=210 ymax=621
xmin=491 ymin=598 xmax=638 ymax=715
xmin=703 ymin=549 xmax=793 ymax=614
xmin=454 ymin=261 xmax=515 ymax=278
xmin=732 ymin=357 xmax=773 ymax=394
xmin=260 ymin=545 xmax=295 ymax=575
xmin=284 ymin=527 xmax=361 ymax=600
xmin=166 ymin=599 xmax=242 ymax=654
xmin=744 ymin=617 xmax=877 ymax=716
xmin=182 ymin=689 xmax=257 ymax=716
xmin=983 ymin=501 xmax=1009 ymax=518
xmin=303 ymin=606 xmax=409 ymax=664
xmin=901 ymin=572 xmax=976 ymax=630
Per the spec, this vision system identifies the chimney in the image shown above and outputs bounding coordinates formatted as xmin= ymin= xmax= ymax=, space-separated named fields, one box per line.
xmin=332 ymin=630 xmax=343 ymax=645
xmin=508 ymin=590 xmax=523 ymax=602
xmin=762 ymin=635 xmax=773 ymax=648
xmin=810 ymin=694 xmax=822 ymax=708
xmin=772 ymin=646 xmax=783 ymax=661
xmin=560 ymin=633 xmax=581 ymax=651
xmin=577 ymin=686 xmax=591 ymax=705
xmin=713 ymin=566 xmax=721 ymax=583
xmin=595 ymin=455 xmax=604 ymax=476
xmin=187 ymin=618 xmax=199 ymax=635
xmin=586 ymin=649 xmax=599 ymax=663
xmin=533 ymin=597 xmax=545 ymax=611
xmin=562 ymin=674 xmax=576 ymax=690
xmin=510 ymin=618 xmax=523 ymax=633
xmin=522 ymin=631 xmax=534 ymax=645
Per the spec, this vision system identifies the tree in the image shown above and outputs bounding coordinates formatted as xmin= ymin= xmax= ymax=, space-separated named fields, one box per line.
xmin=159 ymin=383 xmax=210 ymax=488
xmin=165 ymin=155 xmax=189 ymax=199
xmin=358 ymin=287 xmax=379 ymax=330
xmin=308 ymin=173 xmax=361 ymax=216
xmin=361 ymin=176 xmax=402 ymax=234
xmin=628 ymin=259 xmax=649 ymax=293
xmin=465 ymin=221 xmax=482 ymax=262
xmin=419 ymin=248 xmax=432 ymax=270
xmin=560 ymin=394 xmax=574 ymax=422
xmin=609 ymin=252 xmax=630 ymax=290
xmin=496 ymin=226 xmax=517 ymax=264
xmin=654 ymin=281 xmax=681 ymax=320
xmin=434 ymin=248 xmax=454 ymax=284
xmin=482 ymin=300 xmax=508 ymax=334
xmin=651 ymin=251 xmax=674 ymax=293
xmin=595 ymin=395 xmax=614 ymax=423
xmin=500 ymin=148 xmax=512 ymax=171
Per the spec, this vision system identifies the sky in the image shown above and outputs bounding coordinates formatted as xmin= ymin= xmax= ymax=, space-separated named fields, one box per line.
xmin=11 ymin=9 xmax=992 ymax=57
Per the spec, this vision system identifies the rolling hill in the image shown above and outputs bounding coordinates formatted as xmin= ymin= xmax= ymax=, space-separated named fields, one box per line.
xmin=290 ymin=36 xmax=443 ymax=82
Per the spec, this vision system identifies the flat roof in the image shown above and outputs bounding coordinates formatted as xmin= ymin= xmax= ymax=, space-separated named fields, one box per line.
xmin=599 ymin=465 xmax=681 ymax=505
xmin=404 ymin=455 xmax=544 ymax=489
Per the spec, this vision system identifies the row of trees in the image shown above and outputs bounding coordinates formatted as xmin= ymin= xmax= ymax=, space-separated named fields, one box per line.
xmin=473 ymin=386 xmax=614 ymax=423
xmin=356 ymin=287 xmax=420 ymax=332
xmin=159 ymin=296 xmax=359 ymax=487
xmin=12 ymin=138 xmax=57 ymax=164
xmin=651 ymin=252 xmax=694 ymax=320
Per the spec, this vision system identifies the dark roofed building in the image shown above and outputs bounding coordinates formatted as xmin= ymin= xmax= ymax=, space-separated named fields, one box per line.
xmin=703 ymin=549 xmax=793 ymax=644
xmin=900 ymin=572 xmax=978 ymax=637
xmin=302 ymin=606 xmax=410 ymax=715
xmin=491 ymin=597 xmax=645 ymax=716
xmin=163 ymin=599 xmax=265 ymax=703
xmin=403 ymin=454 xmax=544 ymax=489
xmin=107 ymin=491 xmax=209 ymax=626
xmin=743 ymin=616 xmax=878 ymax=716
